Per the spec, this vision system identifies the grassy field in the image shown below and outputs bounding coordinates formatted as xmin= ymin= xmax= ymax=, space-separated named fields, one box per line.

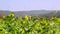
xmin=0 ymin=12 xmax=60 ymax=34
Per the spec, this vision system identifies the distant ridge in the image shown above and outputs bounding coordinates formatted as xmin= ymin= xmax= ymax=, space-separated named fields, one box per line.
xmin=0 ymin=10 xmax=60 ymax=17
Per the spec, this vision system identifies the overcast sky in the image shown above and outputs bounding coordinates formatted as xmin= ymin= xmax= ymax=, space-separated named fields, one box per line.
xmin=0 ymin=0 xmax=60 ymax=11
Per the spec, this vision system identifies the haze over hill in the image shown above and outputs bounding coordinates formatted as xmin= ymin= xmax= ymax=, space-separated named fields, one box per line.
xmin=0 ymin=10 xmax=60 ymax=17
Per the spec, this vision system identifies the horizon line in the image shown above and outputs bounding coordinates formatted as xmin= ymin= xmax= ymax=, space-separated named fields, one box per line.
xmin=0 ymin=9 xmax=60 ymax=11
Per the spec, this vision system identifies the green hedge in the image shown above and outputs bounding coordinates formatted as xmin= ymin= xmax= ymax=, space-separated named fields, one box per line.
xmin=0 ymin=13 xmax=60 ymax=34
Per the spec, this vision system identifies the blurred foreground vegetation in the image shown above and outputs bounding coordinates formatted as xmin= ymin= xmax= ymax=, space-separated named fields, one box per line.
xmin=0 ymin=12 xmax=60 ymax=34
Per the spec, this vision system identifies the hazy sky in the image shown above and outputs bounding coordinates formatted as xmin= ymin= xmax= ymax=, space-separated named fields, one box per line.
xmin=0 ymin=0 xmax=60 ymax=11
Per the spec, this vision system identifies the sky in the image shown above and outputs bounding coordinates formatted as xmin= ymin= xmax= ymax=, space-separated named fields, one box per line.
xmin=0 ymin=0 xmax=60 ymax=11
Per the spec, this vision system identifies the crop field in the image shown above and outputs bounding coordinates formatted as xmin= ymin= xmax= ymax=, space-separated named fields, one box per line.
xmin=0 ymin=12 xmax=60 ymax=34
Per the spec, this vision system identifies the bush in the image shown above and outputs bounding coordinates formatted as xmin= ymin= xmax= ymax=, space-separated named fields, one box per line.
xmin=0 ymin=13 xmax=60 ymax=34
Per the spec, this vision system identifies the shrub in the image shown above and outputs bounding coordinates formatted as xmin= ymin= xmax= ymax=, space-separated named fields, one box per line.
xmin=0 ymin=12 xmax=60 ymax=34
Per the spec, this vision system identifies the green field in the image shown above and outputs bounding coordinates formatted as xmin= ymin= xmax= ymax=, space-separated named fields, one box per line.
xmin=0 ymin=12 xmax=60 ymax=34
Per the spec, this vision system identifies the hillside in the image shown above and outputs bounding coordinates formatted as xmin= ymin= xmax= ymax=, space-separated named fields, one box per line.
xmin=0 ymin=10 xmax=60 ymax=17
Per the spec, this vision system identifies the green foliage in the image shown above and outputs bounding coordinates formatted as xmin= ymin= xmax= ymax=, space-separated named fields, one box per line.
xmin=0 ymin=12 xmax=60 ymax=34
